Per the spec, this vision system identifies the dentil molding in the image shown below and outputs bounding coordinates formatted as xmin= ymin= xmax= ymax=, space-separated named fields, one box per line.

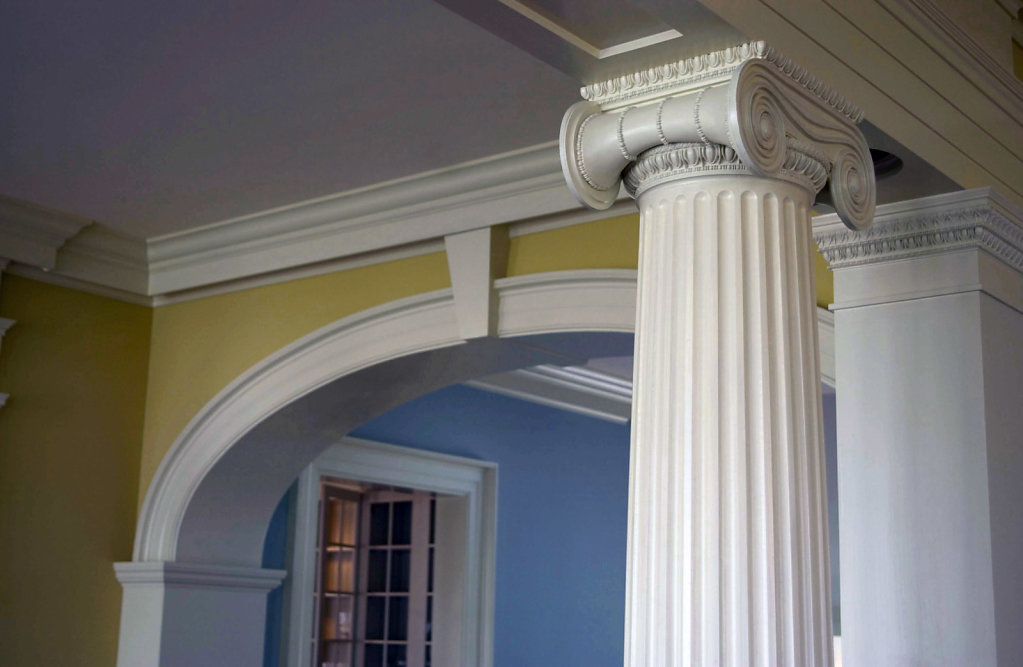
xmin=560 ymin=41 xmax=875 ymax=231
xmin=814 ymin=187 xmax=1023 ymax=311
xmin=813 ymin=187 xmax=1023 ymax=272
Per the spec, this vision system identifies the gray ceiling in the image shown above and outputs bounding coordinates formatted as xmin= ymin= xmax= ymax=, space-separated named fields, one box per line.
xmin=1 ymin=0 xmax=580 ymax=238
xmin=2 ymin=0 xmax=957 ymax=240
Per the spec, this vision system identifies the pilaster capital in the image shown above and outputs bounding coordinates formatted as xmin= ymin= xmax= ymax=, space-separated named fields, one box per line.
xmin=559 ymin=41 xmax=875 ymax=231
xmin=813 ymin=188 xmax=1023 ymax=273
xmin=114 ymin=561 xmax=286 ymax=593
xmin=813 ymin=188 xmax=1023 ymax=311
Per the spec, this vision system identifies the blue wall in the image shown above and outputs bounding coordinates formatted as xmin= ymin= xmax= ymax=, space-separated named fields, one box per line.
xmin=263 ymin=383 xmax=630 ymax=666
xmin=351 ymin=384 xmax=631 ymax=667
xmin=263 ymin=484 xmax=293 ymax=667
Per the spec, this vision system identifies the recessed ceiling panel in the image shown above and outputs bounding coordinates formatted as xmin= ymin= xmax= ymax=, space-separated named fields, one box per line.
xmin=435 ymin=0 xmax=747 ymax=84
xmin=0 ymin=0 xmax=581 ymax=237
xmin=499 ymin=0 xmax=681 ymax=58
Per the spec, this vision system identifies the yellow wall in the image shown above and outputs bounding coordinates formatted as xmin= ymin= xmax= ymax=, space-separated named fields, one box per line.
xmin=138 ymin=252 xmax=451 ymax=507
xmin=0 ymin=276 xmax=151 ymax=666
xmin=0 ymin=216 xmax=835 ymax=663
xmin=139 ymin=221 xmax=835 ymax=507
xmin=507 ymin=213 xmax=641 ymax=275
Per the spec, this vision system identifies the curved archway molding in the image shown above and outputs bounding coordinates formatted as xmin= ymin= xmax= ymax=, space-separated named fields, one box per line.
xmin=133 ymin=268 xmax=638 ymax=566
xmin=116 ymin=266 xmax=832 ymax=666
xmin=115 ymin=268 xmax=637 ymax=666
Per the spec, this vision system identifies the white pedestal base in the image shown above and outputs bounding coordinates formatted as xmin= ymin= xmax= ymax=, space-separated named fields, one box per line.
xmin=115 ymin=562 xmax=285 ymax=667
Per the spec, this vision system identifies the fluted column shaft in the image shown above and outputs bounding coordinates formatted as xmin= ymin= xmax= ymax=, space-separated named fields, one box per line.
xmin=626 ymin=164 xmax=832 ymax=666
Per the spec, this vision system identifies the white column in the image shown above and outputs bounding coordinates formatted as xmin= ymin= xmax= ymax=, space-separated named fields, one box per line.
xmin=559 ymin=42 xmax=876 ymax=666
xmin=814 ymin=188 xmax=1023 ymax=667
xmin=628 ymin=152 xmax=831 ymax=667
xmin=114 ymin=562 xmax=285 ymax=667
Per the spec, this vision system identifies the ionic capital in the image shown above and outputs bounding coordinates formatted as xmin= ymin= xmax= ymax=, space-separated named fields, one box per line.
xmin=559 ymin=42 xmax=876 ymax=231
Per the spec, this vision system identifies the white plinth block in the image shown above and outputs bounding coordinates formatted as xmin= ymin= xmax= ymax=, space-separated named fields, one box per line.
xmin=114 ymin=562 xmax=285 ymax=667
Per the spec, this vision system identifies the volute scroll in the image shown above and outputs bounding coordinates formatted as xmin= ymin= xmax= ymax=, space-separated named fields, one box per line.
xmin=559 ymin=46 xmax=876 ymax=231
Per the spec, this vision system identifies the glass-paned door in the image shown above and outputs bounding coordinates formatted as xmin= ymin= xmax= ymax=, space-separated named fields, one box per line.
xmin=317 ymin=486 xmax=361 ymax=667
xmin=358 ymin=490 xmax=433 ymax=667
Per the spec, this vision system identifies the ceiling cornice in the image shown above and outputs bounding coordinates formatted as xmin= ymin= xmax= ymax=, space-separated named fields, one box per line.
xmin=4 ymin=143 xmax=630 ymax=305
xmin=0 ymin=197 xmax=92 ymax=271
xmin=56 ymin=226 xmax=149 ymax=295
xmin=145 ymin=142 xmax=596 ymax=295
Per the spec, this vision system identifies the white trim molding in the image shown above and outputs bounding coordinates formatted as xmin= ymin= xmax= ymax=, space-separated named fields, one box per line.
xmin=114 ymin=562 xmax=286 ymax=667
xmin=0 ymin=196 xmax=91 ymax=271
xmin=123 ymin=268 xmax=838 ymax=665
xmin=122 ymin=268 xmax=636 ymax=667
xmin=146 ymin=143 xmax=603 ymax=295
xmin=444 ymin=227 xmax=508 ymax=340
xmin=133 ymin=268 xmax=636 ymax=564
xmin=0 ymin=317 xmax=13 ymax=410
xmin=134 ymin=287 xmax=462 ymax=563
xmin=467 ymin=364 xmax=633 ymax=423
xmin=56 ymin=226 xmax=149 ymax=294
xmin=114 ymin=561 xmax=286 ymax=591
xmin=133 ymin=268 xmax=837 ymax=566
xmin=814 ymin=188 xmax=1023 ymax=311
xmin=285 ymin=437 xmax=497 ymax=667
xmin=5 ymin=145 xmax=636 ymax=305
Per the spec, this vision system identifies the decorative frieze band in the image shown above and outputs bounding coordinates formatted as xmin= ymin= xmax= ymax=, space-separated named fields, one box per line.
xmin=813 ymin=188 xmax=1023 ymax=273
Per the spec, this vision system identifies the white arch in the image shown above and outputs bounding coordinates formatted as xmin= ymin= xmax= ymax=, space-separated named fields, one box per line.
xmin=133 ymin=268 xmax=639 ymax=565
xmin=119 ymin=266 xmax=836 ymax=665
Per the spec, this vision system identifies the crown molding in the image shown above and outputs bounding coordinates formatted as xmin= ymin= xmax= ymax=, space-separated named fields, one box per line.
xmin=145 ymin=142 xmax=600 ymax=295
xmin=56 ymin=226 xmax=149 ymax=294
xmin=0 ymin=197 xmax=91 ymax=271
xmin=3 ymin=144 xmax=635 ymax=304
xmin=467 ymin=364 xmax=633 ymax=423
xmin=814 ymin=188 xmax=1023 ymax=311
xmin=813 ymin=187 xmax=1023 ymax=271
xmin=151 ymin=239 xmax=446 ymax=307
